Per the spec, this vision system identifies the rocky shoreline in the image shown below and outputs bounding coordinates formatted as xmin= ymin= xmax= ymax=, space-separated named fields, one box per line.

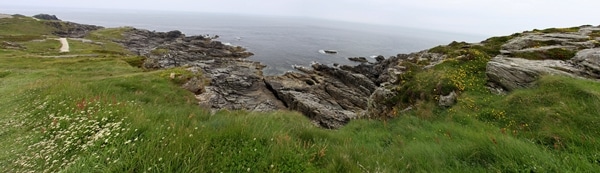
xmin=117 ymin=25 xmax=600 ymax=128
xmin=34 ymin=14 xmax=600 ymax=128
xmin=115 ymin=27 xmax=456 ymax=128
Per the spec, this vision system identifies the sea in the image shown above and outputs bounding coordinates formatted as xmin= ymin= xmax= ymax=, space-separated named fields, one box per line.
xmin=2 ymin=7 xmax=485 ymax=75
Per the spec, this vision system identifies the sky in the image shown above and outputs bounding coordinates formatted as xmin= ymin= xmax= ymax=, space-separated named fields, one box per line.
xmin=1 ymin=0 xmax=599 ymax=36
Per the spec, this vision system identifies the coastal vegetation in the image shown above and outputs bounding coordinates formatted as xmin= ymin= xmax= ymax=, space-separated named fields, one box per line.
xmin=1 ymin=15 xmax=600 ymax=172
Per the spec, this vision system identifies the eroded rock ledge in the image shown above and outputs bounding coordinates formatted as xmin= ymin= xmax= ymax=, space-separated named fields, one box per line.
xmin=486 ymin=26 xmax=600 ymax=93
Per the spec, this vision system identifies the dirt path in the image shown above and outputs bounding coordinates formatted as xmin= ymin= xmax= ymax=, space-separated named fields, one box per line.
xmin=58 ymin=38 xmax=69 ymax=53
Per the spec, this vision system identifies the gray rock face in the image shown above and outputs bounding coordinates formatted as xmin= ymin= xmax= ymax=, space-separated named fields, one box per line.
xmin=487 ymin=26 xmax=600 ymax=92
xmin=572 ymin=48 xmax=600 ymax=78
xmin=261 ymin=50 xmax=452 ymax=127
xmin=486 ymin=56 xmax=580 ymax=91
xmin=264 ymin=63 xmax=377 ymax=128
xmin=196 ymin=60 xmax=286 ymax=112
xmin=438 ymin=91 xmax=457 ymax=107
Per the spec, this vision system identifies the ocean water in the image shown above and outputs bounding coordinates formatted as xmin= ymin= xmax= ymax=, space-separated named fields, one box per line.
xmin=2 ymin=7 xmax=484 ymax=75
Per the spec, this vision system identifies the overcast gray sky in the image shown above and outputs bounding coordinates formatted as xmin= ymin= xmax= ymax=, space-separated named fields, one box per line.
xmin=2 ymin=0 xmax=598 ymax=36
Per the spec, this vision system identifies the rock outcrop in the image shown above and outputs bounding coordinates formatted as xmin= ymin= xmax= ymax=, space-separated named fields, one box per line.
xmin=118 ymin=28 xmax=283 ymax=112
xmin=46 ymin=21 xmax=103 ymax=38
xmin=348 ymin=57 xmax=368 ymax=63
xmin=196 ymin=59 xmax=286 ymax=112
xmin=438 ymin=91 xmax=457 ymax=107
xmin=264 ymin=63 xmax=377 ymax=128
xmin=487 ymin=26 xmax=600 ymax=92
xmin=263 ymin=50 xmax=449 ymax=127
xmin=572 ymin=48 xmax=600 ymax=78
xmin=29 ymin=14 xmax=103 ymax=38
xmin=119 ymin=28 xmax=253 ymax=69
xmin=486 ymin=56 xmax=581 ymax=91
xmin=33 ymin=14 xmax=60 ymax=21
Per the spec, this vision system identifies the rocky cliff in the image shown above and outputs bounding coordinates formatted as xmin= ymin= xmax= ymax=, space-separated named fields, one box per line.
xmin=116 ymin=28 xmax=286 ymax=113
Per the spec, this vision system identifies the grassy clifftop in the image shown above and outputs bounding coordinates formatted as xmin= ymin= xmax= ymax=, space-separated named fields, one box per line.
xmin=1 ymin=15 xmax=599 ymax=172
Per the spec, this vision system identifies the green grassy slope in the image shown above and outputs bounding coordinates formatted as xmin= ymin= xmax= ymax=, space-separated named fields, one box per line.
xmin=1 ymin=16 xmax=599 ymax=172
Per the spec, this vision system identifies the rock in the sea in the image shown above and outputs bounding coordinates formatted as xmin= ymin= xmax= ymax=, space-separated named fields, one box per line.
xmin=324 ymin=50 xmax=338 ymax=54
xmin=33 ymin=14 xmax=60 ymax=21
xmin=349 ymin=57 xmax=368 ymax=63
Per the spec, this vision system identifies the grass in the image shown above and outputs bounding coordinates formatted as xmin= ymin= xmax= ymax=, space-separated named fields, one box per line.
xmin=590 ymin=30 xmax=600 ymax=38
xmin=532 ymin=27 xmax=581 ymax=33
xmin=0 ymin=16 xmax=55 ymax=36
xmin=2 ymin=15 xmax=600 ymax=172
xmin=512 ymin=48 xmax=577 ymax=60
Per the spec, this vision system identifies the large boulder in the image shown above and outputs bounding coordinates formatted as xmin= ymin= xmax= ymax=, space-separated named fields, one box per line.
xmin=571 ymin=48 xmax=600 ymax=78
xmin=438 ymin=91 xmax=457 ymax=107
xmin=277 ymin=90 xmax=355 ymax=128
xmin=264 ymin=63 xmax=376 ymax=128
xmin=196 ymin=59 xmax=286 ymax=112
xmin=181 ymin=67 xmax=206 ymax=94
xmin=486 ymin=56 xmax=581 ymax=91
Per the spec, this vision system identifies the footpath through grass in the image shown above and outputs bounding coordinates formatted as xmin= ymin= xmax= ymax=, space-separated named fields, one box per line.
xmin=1 ymin=16 xmax=600 ymax=172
